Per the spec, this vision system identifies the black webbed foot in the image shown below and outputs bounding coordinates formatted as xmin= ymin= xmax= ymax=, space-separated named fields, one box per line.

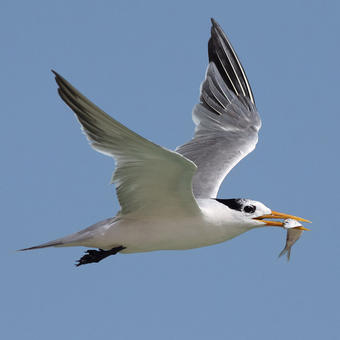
xmin=76 ymin=246 xmax=126 ymax=266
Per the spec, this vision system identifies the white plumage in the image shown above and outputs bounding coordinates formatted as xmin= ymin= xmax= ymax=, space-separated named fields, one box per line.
xmin=20 ymin=19 xmax=310 ymax=265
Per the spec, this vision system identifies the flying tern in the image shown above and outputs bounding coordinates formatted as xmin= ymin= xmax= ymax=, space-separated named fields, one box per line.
xmin=20 ymin=19 xmax=311 ymax=266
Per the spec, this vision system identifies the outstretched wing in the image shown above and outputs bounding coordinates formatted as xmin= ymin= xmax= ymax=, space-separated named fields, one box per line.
xmin=176 ymin=19 xmax=261 ymax=198
xmin=53 ymin=71 xmax=200 ymax=217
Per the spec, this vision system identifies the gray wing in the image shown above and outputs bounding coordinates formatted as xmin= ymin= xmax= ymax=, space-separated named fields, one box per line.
xmin=53 ymin=71 xmax=200 ymax=217
xmin=176 ymin=19 xmax=262 ymax=198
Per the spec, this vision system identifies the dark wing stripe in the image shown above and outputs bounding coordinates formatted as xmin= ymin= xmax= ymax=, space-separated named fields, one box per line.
xmin=215 ymin=39 xmax=243 ymax=96
xmin=208 ymin=63 xmax=235 ymax=103
xmin=200 ymin=63 xmax=238 ymax=116
xmin=212 ymin=45 xmax=239 ymax=95
xmin=217 ymin=36 xmax=246 ymax=97
xmin=206 ymin=76 xmax=228 ymax=109
xmin=209 ymin=18 xmax=255 ymax=104
xmin=201 ymin=88 xmax=224 ymax=115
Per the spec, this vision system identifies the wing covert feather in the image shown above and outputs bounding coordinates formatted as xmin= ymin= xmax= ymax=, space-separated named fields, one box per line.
xmin=53 ymin=71 xmax=200 ymax=216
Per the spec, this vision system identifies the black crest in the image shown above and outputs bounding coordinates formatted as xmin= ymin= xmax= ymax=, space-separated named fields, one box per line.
xmin=215 ymin=198 xmax=243 ymax=211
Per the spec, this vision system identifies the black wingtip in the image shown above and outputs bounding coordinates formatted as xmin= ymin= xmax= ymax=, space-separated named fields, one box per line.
xmin=52 ymin=70 xmax=68 ymax=92
xmin=207 ymin=17 xmax=255 ymax=105
xmin=210 ymin=18 xmax=217 ymax=26
xmin=210 ymin=18 xmax=222 ymax=32
xmin=51 ymin=69 xmax=58 ymax=77
xmin=51 ymin=69 xmax=64 ymax=83
xmin=51 ymin=70 xmax=62 ymax=88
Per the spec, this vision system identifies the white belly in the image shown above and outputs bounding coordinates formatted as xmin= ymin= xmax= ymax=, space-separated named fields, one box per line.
xmin=79 ymin=211 xmax=251 ymax=253
xmin=73 ymin=199 xmax=259 ymax=253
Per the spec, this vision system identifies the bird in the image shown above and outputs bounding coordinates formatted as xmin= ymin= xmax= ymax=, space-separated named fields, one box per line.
xmin=20 ymin=18 xmax=311 ymax=266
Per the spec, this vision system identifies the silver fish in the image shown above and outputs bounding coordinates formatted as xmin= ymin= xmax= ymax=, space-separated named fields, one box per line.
xmin=279 ymin=219 xmax=305 ymax=260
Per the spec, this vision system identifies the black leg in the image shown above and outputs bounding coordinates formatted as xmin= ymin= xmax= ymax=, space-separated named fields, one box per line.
xmin=76 ymin=246 xmax=126 ymax=266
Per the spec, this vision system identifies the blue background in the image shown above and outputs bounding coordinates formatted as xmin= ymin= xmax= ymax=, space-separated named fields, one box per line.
xmin=2 ymin=1 xmax=339 ymax=339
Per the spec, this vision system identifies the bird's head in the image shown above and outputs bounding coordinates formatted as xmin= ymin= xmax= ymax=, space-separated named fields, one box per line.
xmin=215 ymin=198 xmax=311 ymax=230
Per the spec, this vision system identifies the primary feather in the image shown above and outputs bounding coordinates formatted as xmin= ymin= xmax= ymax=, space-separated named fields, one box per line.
xmin=54 ymin=71 xmax=200 ymax=217
xmin=176 ymin=19 xmax=261 ymax=198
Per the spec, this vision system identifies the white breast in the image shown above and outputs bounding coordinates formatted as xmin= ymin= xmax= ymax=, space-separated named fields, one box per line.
xmin=79 ymin=199 xmax=255 ymax=253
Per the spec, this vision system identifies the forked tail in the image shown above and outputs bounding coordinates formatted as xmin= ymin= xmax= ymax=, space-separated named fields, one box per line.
xmin=18 ymin=238 xmax=66 ymax=251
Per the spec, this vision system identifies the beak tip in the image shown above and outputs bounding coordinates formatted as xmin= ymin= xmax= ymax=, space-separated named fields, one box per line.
xmin=297 ymin=226 xmax=311 ymax=231
xmin=255 ymin=211 xmax=311 ymax=227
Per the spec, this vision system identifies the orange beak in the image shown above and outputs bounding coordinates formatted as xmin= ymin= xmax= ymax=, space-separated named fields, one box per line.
xmin=253 ymin=211 xmax=311 ymax=231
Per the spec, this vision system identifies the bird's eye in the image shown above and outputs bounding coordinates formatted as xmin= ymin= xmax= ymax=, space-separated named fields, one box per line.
xmin=244 ymin=205 xmax=256 ymax=214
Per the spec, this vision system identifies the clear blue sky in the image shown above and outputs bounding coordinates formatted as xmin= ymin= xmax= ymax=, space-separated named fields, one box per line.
xmin=2 ymin=1 xmax=340 ymax=339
